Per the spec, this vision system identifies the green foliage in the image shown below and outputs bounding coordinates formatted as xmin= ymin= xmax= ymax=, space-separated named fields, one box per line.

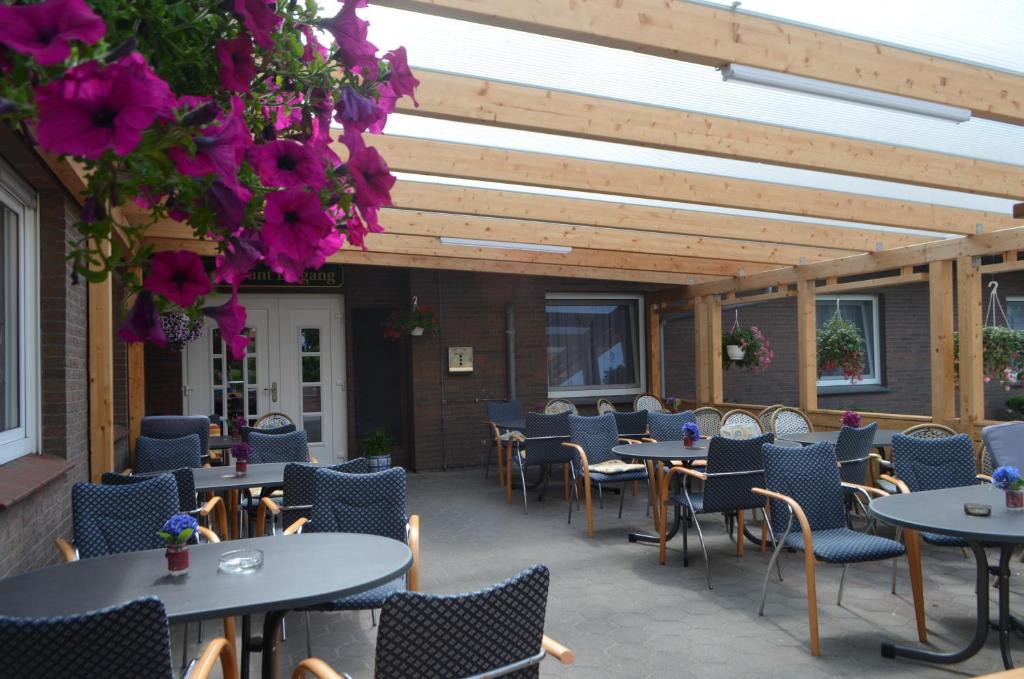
xmin=722 ymin=325 xmax=772 ymax=372
xmin=816 ymin=313 xmax=866 ymax=383
xmin=1006 ymin=396 xmax=1024 ymax=417
xmin=361 ymin=428 xmax=395 ymax=457
xmin=954 ymin=326 xmax=1024 ymax=388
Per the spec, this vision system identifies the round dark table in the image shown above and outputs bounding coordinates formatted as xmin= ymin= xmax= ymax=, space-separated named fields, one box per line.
xmin=869 ymin=484 xmax=1024 ymax=669
xmin=0 ymin=533 xmax=411 ymax=679
xmin=208 ymin=435 xmax=239 ymax=451
xmin=778 ymin=428 xmax=899 ymax=448
xmin=192 ymin=462 xmax=297 ymax=493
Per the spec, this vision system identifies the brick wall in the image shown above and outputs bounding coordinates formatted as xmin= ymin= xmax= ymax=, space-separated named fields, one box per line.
xmin=0 ymin=133 xmax=90 ymax=577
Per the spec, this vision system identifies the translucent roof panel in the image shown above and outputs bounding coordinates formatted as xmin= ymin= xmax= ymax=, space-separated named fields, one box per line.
xmin=351 ymin=5 xmax=1024 ymax=167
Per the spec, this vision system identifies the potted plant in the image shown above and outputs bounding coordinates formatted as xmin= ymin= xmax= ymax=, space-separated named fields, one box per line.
xmin=954 ymin=326 xmax=1024 ymax=390
xmin=1007 ymin=396 xmax=1024 ymax=420
xmin=681 ymin=422 xmax=701 ymax=449
xmin=159 ymin=311 xmax=202 ymax=351
xmin=992 ymin=466 xmax=1024 ymax=510
xmin=840 ymin=410 xmax=861 ymax=428
xmin=232 ymin=441 xmax=252 ymax=476
xmin=158 ymin=513 xmax=198 ymax=576
xmin=383 ymin=305 xmax=439 ymax=340
xmin=721 ymin=326 xmax=773 ymax=373
xmin=363 ymin=428 xmax=396 ymax=472
xmin=817 ymin=314 xmax=866 ymax=383
xmin=664 ymin=396 xmax=685 ymax=413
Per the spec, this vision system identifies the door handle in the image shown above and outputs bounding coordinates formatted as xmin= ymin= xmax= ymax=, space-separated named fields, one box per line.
xmin=263 ymin=382 xmax=278 ymax=402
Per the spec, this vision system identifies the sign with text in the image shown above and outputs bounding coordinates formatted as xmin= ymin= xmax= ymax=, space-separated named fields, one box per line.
xmin=207 ymin=259 xmax=344 ymax=290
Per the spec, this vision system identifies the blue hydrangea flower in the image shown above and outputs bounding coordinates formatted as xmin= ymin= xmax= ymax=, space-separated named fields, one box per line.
xmin=681 ymin=422 xmax=701 ymax=439
xmin=158 ymin=513 xmax=198 ymax=545
xmin=993 ymin=465 xmax=1022 ymax=491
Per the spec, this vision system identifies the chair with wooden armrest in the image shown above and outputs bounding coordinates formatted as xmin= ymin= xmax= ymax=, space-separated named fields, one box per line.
xmin=282 ymin=467 xmax=421 ymax=658
xmin=634 ymin=393 xmax=666 ymax=413
xmin=613 ymin=410 xmax=648 ymax=441
xmin=758 ymin=404 xmax=785 ymax=434
xmin=503 ymin=411 xmax=573 ymax=514
xmin=254 ymin=458 xmax=370 ymax=537
xmin=770 ymin=407 xmax=813 ymax=436
xmin=0 ymin=597 xmax=237 ymax=679
xmin=885 ymin=432 xmax=988 ymax=593
xmin=101 ymin=469 xmax=228 ymax=541
xmin=544 ymin=398 xmax=577 ymax=415
xmin=754 ymin=441 xmax=925 ymax=657
xmin=484 ymin=399 xmax=525 ymax=485
xmin=658 ymin=433 xmax=775 ymax=586
xmin=721 ymin=409 xmax=763 ymax=433
xmin=875 ymin=423 xmax=960 ymax=492
xmin=141 ymin=415 xmax=213 ymax=463
xmin=692 ymin=407 xmax=722 ymax=437
xmin=291 ymin=565 xmax=573 ymax=679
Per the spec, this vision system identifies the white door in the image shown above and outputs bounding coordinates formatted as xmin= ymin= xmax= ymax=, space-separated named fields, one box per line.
xmin=184 ymin=294 xmax=346 ymax=462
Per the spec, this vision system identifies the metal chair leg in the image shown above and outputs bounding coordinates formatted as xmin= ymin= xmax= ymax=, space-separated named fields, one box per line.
xmin=618 ymin=481 xmax=627 ymax=518
xmin=838 ymin=564 xmax=850 ymax=605
xmin=519 ymin=462 xmax=529 ymax=515
xmin=891 ymin=526 xmax=903 ymax=594
xmin=759 ymin=540 xmax=788 ymax=616
xmin=181 ymin=622 xmax=190 ymax=672
xmin=690 ymin=511 xmax=713 ymax=590
xmin=567 ymin=467 xmax=579 ymax=524
xmin=371 ymin=609 xmax=378 ymax=627
xmin=598 ymin=484 xmax=604 ymax=509
xmin=305 ymin=611 xmax=313 ymax=659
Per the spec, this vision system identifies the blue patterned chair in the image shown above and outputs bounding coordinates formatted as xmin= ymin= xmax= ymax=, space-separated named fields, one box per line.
xmin=613 ymin=410 xmax=649 ymax=440
xmin=140 ymin=415 xmax=211 ymax=459
xmin=659 ymin=433 xmax=774 ymax=588
xmin=753 ymin=442 xmax=921 ymax=656
xmin=283 ymin=467 xmax=421 ymax=657
xmin=646 ymin=411 xmax=696 ymax=442
xmin=249 ymin=429 xmax=310 ymax=464
xmin=240 ymin=422 xmax=296 ymax=443
xmin=101 ymin=469 xmax=229 ymax=540
xmin=0 ymin=597 xmax=238 ymax=679
xmin=505 ymin=412 xmax=573 ymax=514
xmin=883 ymin=433 xmax=986 ymax=592
xmin=484 ymin=400 xmax=524 ymax=484
xmin=134 ymin=433 xmax=202 ymax=474
xmin=255 ymin=458 xmax=370 ymax=536
xmin=290 ymin=566 xmax=573 ymax=679
xmin=835 ymin=422 xmax=878 ymax=486
xmin=563 ymin=413 xmax=648 ymax=538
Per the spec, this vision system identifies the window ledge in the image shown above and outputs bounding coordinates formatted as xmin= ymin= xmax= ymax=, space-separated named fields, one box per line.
xmin=817 ymin=385 xmax=892 ymax=396
xmin=0 ymin=454 xmax=73 ymax=510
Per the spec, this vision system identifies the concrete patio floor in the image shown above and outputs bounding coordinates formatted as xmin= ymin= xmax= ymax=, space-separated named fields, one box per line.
xmin=192 ymin=467 xmax=1022 ymax=678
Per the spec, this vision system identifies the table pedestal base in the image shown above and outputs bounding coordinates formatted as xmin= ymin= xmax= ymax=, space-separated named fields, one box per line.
xmin=240 ymin=610 xmax=287 ymax=679
xmin=882 ymin=542 xmax=1018 ymax=669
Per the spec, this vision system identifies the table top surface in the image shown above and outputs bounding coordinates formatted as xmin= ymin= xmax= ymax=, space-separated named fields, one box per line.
xmin=612 ymin=438 xmax=801 ymax=462
xmin=0 ymin=533 xmax=411 ymax=623
xmin=868 ymin=485 xmax=1024 ymax=544
xmin=494 ymin=418 xmax=526 ymax=431
xmin=207 ymin=436 xmax=239 ymax=450
xmin=192 ymin=462 xmax=298 ymax=491
xmin=778 ymin=429 xmax=900 ymax=447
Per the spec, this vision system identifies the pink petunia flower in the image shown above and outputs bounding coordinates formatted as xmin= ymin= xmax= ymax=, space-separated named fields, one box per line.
xmin=0 ymin=0 xmax=105 ymax=66
xmin=143 ymin=250 xmax=213 ymax=308
xmin=204 ymin=180 xmax=252 ymax=233
xmin=382 ymin=47 xmax=419 ymax=106
xmin=215 ymin=236 xmax=263 ymax=291
xmin=34 ymin=53 xmax=174 ymax=160
xmin=117 ymin=291 xmax=167 ymax=347
xmin=334 ymin=85 xmax=385 ymax=134
xmin=216 ymin=34 xmax=255 ymax=93
xmin=298 ymin=24 xmax=329 ymax=63
xmin=168 ymin=96 xmax=251 ymax=198
xmin=247 ymin=139 xmax=326 ymax=189
xmin=260 ymin=189 xmax=335 ymax=283
xmin=202 ymin=293 xmax=250 ymax=359
xmin=322 ymin=0 xmax=378 ymax=76
xmin=233 ymin=0 xmax=282 ymax=50
xmin=346 ymin=144 xmax=395 ymax=213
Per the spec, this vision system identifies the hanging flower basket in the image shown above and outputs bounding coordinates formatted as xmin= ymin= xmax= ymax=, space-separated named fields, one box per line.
xmin=159 ymin=311 xmax=202 ymax=351
xmin=721 ymin=326 xmax=773 ymax=373
xmin=383 ymin=305 xmax=438 ymax=340
xmin=954 ymin=326 xmax=1024 ymax=390
xmin=817 ymin=314 xmax=866 ymax=383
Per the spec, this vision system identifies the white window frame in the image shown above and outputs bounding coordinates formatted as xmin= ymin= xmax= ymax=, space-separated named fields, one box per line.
xmin=1007 ymin=297 xmax=1024 ymax=331
xmin=815 ymin=294 xmax=882 ymax=387
xmin=0 ymin=160 xmax=39 ymax=465
xmin=545 ymin=292 xmax=646 ymax=398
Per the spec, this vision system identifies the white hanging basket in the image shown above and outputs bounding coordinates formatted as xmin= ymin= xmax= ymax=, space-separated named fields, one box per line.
xmin=410 ymin=326 xmax=424 ymax=336
xmin=726 ymin=345 xmax=746 ymax=361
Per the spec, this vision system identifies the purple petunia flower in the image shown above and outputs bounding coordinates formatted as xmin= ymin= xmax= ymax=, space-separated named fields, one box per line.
xmin=143 ymin=250 xmax=213 ymax=308
xmin=247 ymin=139 xmax=326 ymax=189
xmin=0 ymin=0 xmax=106 ymax=66
xmin=117 ymin=291 xmax=167 ymax=347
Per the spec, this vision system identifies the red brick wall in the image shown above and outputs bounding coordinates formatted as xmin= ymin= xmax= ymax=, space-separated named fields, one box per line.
xmin=0 ymin=132 xmax=91 ymax=577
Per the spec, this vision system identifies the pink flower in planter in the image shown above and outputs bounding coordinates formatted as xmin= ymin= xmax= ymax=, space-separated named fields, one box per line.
xmin=298 ymin=24 xmax=329 ymax=63
xmin=322 ymin=0 xmax=378 ymax=76
xmin=248 ymin=139 xmax=326 ymax=189
xmin=117 ymin=291 xmax=167 ymax=347
xmin=204 ymin=180 xmax=252 ymax=233
xmin=214 ymin=236 xmax=263 ymax=291
xmin=0 ymin=0 xmax=105 ymax=66
xmin=260 ymin=189 xmax=335 ymax=283
xmin=35 ymin=53 xmax=173 ymax=159
xmin=143 ymin=250 xmax=213 ymax=308
xmin=232 ymin=0 xmax=282 ymax=49
xmin=168 ymin=96 xmax=251 ymax=198
xmin=216 ymin=34 xmax=255 ymax=92
xmin=203 ymin=293 xmax=250 ymax=359
xmin=383 ymin=47 xmax=419 ymax=106
xmin=334 ymin=85 xmax=385 ymax=133
xmin=346 ymin=144 xmax=395 ymax=213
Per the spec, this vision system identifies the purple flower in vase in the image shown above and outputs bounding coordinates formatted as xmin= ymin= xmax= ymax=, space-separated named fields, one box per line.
xmin=232 ymin=414 xmax=247 ymax=433
xmin=231 ymin=441 xmax=252 ymax=461
xmin=840 ymin=410 xmax=861 ymax=428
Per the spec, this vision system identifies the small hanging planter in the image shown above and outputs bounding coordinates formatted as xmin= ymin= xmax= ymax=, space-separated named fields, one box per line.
xmin=721 ymin=310 xmax=773 ymax=373
xmin=159 ymin=311 xmax=202 ymax=351
xmin=953 ymin=282 xmax=1024 ymax=390
xmin=383 ymin=296 xmax=438 ymax=340
xmin=816 ymin=310 xmax=866 ymax=384
xmin=410 ymin=326 xmax=425 ymax=336
xmin=726 ymin=344 xmax=746 ymax=361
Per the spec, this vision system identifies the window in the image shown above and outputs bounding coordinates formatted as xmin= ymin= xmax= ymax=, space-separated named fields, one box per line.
xmin=0 ymin=167 xmax=39 ymax=465
xmin=815 ymin=295 xmax=881 ymax=387
xmin=1007 ymin=298 xmax=1024 ymax=330
xmin=546 ymin=294 xmax=645 ymax=398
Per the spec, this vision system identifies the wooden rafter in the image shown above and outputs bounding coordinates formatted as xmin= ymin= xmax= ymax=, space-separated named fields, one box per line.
xmin=376 ymin=0 xmax=1024 ymax=126
xmin=390 ymin=182 xmax=929 ymax=252
xmin=365 ymin=136 xmax=1016 ymax=234
xmin=145 ymin=236 xmax=712 ymax=285
xmin=401 ymin=70 xmax=1024 ymax=200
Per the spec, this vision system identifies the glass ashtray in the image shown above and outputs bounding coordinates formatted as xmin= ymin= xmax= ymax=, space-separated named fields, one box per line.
xmin=218 ymin=548 xmax=264 ymax=574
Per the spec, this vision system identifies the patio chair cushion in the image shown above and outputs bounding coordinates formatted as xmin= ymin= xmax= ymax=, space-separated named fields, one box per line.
xmin=891 ymin=433 xmax=976 ymax=492
xmin=0 ymin=597 xmax=174 ymax=679
xmin=587 ymin=468 xmax=648 ymax=485
xmin=140 ymin=415 xmax=210 ymax=456
xmin=835 ymin=422 xmax=877 ymax=484
xmin=921 ymin=531 xmax=968 ymax=548
xmin=134 ymin=434 xmax=202 ymax=474
xmin=784 ymin=527 xmax=904 ymax=564
xmin=277 ymin=458 xmax=370 ymax=528
xmin=249 ymin=429 xmax=309 ymax=464
xmin=240 ymin=423 xmax=296 ymax=443
xmin=312 ymin=576 xmax=407 ymax=612
xmin=702 ymin=434 xmax=773 ymax=514
xmin=309 ymin=467 xmax=407 ymax=542
xmin=374 ymin=565 xmax=549 ymax=679
xmin=568 ymin=413 xmax=619 ymax=467
xmin=647 ymin=411 xmax=696 ymax=442
xmin=101 ymin=469 xmax=199 ymax=513
xmin=613 ymin=411 xmax=648 ymax=438
xmin=72 ymin=475 xmax=179 ymax=559
xmin=763 ymin=442 xmax=847 ymax=537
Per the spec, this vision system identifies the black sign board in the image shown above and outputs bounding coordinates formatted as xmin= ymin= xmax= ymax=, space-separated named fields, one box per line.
xmin=205 ymin=258 xmax=344 ymax=290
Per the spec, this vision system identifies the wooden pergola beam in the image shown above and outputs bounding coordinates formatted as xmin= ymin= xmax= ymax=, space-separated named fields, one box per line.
xmin=145 ymin=236 xmax=715 ymax=285
xmin=390 ymin=182 xmax=929 ymax=252
xmin=402 ymin=70 xmax=1024 ymax=200
xmin=88 ymin=242 xmax=114 ymax=482
xmin=687 ymin=227 xmax=1024 ymax=297
xmin=366 ymin=136 xmax=1014 ymax=235
xmin=376 ymin=0 xmax=1024 ymax=126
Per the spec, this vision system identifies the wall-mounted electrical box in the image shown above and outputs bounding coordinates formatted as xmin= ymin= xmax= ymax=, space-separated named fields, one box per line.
xmin=448 ymin=346 xmax=473 ymax=373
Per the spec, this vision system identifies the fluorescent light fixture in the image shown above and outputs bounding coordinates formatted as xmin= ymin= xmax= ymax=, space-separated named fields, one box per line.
xmin=439 ymin=237 xmax=571 ymax=254
xmin=721 ymin=64 xmax=972 ymax=123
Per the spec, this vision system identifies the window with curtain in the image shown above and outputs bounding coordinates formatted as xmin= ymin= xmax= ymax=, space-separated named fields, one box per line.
xmin=546 ymin=294 xmax=644 ymax=397
xmin=815 ymin=295 xmax=881 ymax=386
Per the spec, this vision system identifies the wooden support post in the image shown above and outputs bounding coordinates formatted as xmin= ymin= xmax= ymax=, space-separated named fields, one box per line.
xmin=957 ymin=256 xmax=985 ymax=430
xmin=648 ymin=303 xmax=662 ymax=397
xmin=694 ymin=297 xmax=708 ymax=405
xmin=929 ymin=261 xmax=956 ymax=424
xmin=88 ymin=264 xmax=115 ymax=483
xmin=708 ymin=295 xmax=723 ymax=405
xmin=127 ymin=343 xmax=145 ymax=468
xmin=796 ymin=279 xmax=818 ymax=412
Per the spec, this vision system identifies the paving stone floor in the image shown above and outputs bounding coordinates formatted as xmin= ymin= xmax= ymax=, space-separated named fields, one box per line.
xmin=188 ymin=467 xmax=1024 ymax=678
